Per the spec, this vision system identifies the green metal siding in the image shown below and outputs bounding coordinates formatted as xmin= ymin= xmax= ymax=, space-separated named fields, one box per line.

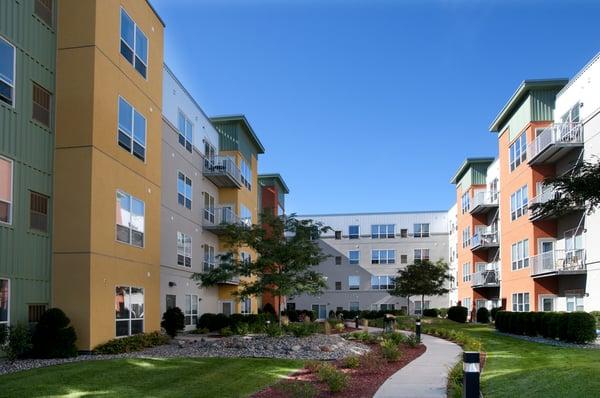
xmin=215 ymin=121 xmax=259 ymax=162
xmin=530 ymin=89 xmax=557 ymax=122
xmin=471 ymin=163 xmax=488 ymax=185
xmin=0 ymin=0 xmax=55 ymax=325
xmin=457 ymin=169 xmax=471 ymax=191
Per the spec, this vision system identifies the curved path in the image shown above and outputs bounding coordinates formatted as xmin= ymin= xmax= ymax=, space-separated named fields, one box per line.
xmin=373 ymin=332 xmax=461 ymax=398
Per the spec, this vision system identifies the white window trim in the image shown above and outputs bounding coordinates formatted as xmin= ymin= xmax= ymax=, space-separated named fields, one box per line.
xmin=348 ymin=250 xmax=360 ymax=265
xmin=349 ymin=301 xmax=360 ymax=311
xmin=0 ymin=278 xmax=10 ymax=325
xmin=511 ymin=292 xmax=530 ymax=312
xmin=510 ymin=185 xmax=528 ymax=221
xmin=371 ymin=224 xmax=395 ymax=239
xmin=220 ymin=300 xmax=234 ymax=315
xmin=371 ymin=249 xmax=395 ymax=264
xmin=539 ymin=294 xmax=556 ymax=312
xmin=348 ymin=225 xmax=360 ymax=239
xmin=240 ymin=297 xmax=252 ymax=315
xmin=414 ymin=223 xmax=430 ymax=238
xmin=0 ymin=155 xmax=13 ymax=225
xmin=203 ymin=245 xmax=215 ymax=271
xmin=117 ymin=96 xmax=147 ymax=163
xmin=414 ymin=248 xmax=430 ymax=262
xmin=115 ymin=190 xmax=145 ymax=248
xmin=0 ymin=35 xmax=16 ymax=108
xmin=509 ymin=132 xmax=527 ymax=172
xmin=177 ymin=109 xmax=194 ymax=151
xmin=177 ymin=170 xmax=193 ymax=209
xmin=348 ymin=275 xmax=360 ymax=290
xmin=120 ymin=7 xmax=149 ymax=80
xmin=115 ymin=285 xmax=144 ymax=337
xmin=177 ymin=231 xmax=192 ymax=268
xmin=511 ymin=239 xmax=529 ymax=270
xmin=184 ymin=294 xmax=199 ymax=326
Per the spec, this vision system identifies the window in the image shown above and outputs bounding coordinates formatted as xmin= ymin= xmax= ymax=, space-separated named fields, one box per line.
xmin=489 ymin=178 xmax=499 ymax=202
xmin=0 ymin=156 xmax=13 ymax=224
xmin=240 ymin=157 xmax=252 ymax=190
xmin=30 ymin=192 xmax=49 ymax=232
xmin=462 ymin=226 xmax=471 ymax=248
xmin=512 ymin=293 xmax=530 ymax=312
xmin=177 ymin=172 xmax=192 ymax=209
xmin=203 ymin=245 xmax=215 ymax=271
xmin=240 ymin=205 xmax=252 ymax=226
xmin=115 ymin=286 xmax=144 ymax=337
xmin=510 ymin=185 xmax=528 ymax=220
xmin=400 ymin=254 xmax=408 ymax=264
xmin=0 ymin=36 xmax=15 ymax=106
xmin=371 ymin=224 xmax=395 ymax=239
xmin=348 ymin=276 xmax=360 ymax=290
xmin=566 ymin=295 xmax=584 ymax=312
xmin=0 ymin=279 xmax=8 ymax=325
xmin=204 ymin=140 xmax=216 ymax=159
xmin=334 ymin=230 xmax=342 ymax=240
xmin=380 ymin=304 xmax=395 ymax=311
xmin=203 ymin=192 xmax=215 ymax=223
xmin=348 ymin=225 xmax=359 ymax=239
xmin=462 ymin=298 xmax=471 ymax=312
xmin=118 ymin=97 xmax=146 ymax=161
xmin=348 ymin=250 xmax=359 ymax=265
xmin=541 ymin=297 xmax=554 ymax=312
xmin=116 ymin=191 xmax=144 ymax=248
xmin=414 ymin=248 xmax=430 ymax=262
xmin=28 ymin=304 xmax=47 ymax=323
xmin=414 ymin=300 xmax=430 ymax=315
xmin=34 ymin=0 xmax=53 ymax=26
xmin=177 ymin=110 xmax=193 ymax=152
xmin=177 ymin=232 xmax=192 ymax=267
xmin=335 ymin=256 xmax=342 ymax=265
xmin=349 ymin=302 xmax=359 ymax=311
xmin=335 ymin=281 xmax=341 ymax=290
xmin=561 ymin=103 xmax=580 ymax=124
xmin=372 ymin=250 xmax=395 ymax=264
xmin=461 ymin=192 xmax=470 ymax=214
xmin=413 ymin=223 xmax=430 ymax=238
xmin=241 ymin=252 xmax=252 ymax=265
xmin=509 ymin=132 xmax=527 ymax=171
xmin=32 ymin=83 xmax=51 ymax=127
xmin=241 ymin=298 xmax=252 ymax=314
xmin=183 ymin=294 xmax=198 ymax=326
xmin=462 ymin=263 xmax=471 ymax=282
xmin=120 ymin=8 xmax=148 ymax=78
xmin=371 ymin=275 xmax=395 ymax=290
xmin=511 ymin=239 xmax=529 ymax=270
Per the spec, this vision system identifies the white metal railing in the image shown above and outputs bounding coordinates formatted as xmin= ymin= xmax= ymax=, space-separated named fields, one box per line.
xmin=530 ymin=249 xmax=586 ymax=275
xmin=203 ymin=207 xmax=241 ymax=227
xmin=471 ymin=230 xmax=499 ymax=248
xmin=527 ymin=122 xmax=583 ymax=160
xmin=203 ymin=156 xmax=242 ymax=183
xmin=471 ymin=267 xmax=499 ymax=287
xmin=530 ymin=187 xmax=560 ymax=207
xmin=470 ymin=191 xmax=499 ymax=211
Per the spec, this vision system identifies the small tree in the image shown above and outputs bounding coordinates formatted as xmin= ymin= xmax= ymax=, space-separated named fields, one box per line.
xmin=161 ymin=307 xmax=185 ymax=338
xmin=32 ymin=308 xmax=77 ymax=358
xmin=192 ymin=213 xmax=329 ymax=324
xmin=389 ymin=259 xmax=452 ymax=316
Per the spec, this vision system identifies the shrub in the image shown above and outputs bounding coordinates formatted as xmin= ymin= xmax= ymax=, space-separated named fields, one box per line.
xmin=198 ymin=313 xmax=227 ymax=332
xmin=334 ymin=323 xmax=345 ymax=332
xmin=274 ymin=381 xmax=318 ymax=398
xmin=233 ymin=322 xmax=250 ymax=336
xmin=447 ymin=360 xmax=463 ymax=398
xmin=360 ymin=351 xmax=385 ymax=373
xmin=265 ymin=323 xmax=284 ymax=337
xmin=566 ymin=312 xmax=597 ymax=343
xmin=476 ymin=307 xmax=490 ymax=324
xmin=286 ymin=322 xmax=319 ymax=337
xmin=447 ymin=306 xmax=468 ymax=323
xmin=343 ymin=355 xmax=360 ymax=368
xmin=405 ymin=333 xmax=420 ymax=348
xmin=316 ymin=363 xmax=349 ymax=393
xmin=93 ymin=331 xmax=170 ymax=355
xmin=524 ymin=312 xmax=538 ymax=337
xmin=262 ymin=303 xmax=276 ymax=316
xmin=382 ymin=332 xmax=405 ymax=346
xmin=161 ymin=307 xmax=185 ymax=338
xmin=6 ymin=324 xmax=32 ymax=361
xmin=422 ymin=308 xmax=439 ymax=317
xmin=219 ymin=327 xmax=233 ymax=337
xmin=305 ymin=360 xmax=323 ymax=373
xmin=590 ymin=311 xmax=600 ymax=328
xmin=490 ymin=307 xmax=500 ymax=321
xmin=438 ymin=308 xmax=449 ymax=318
xmin=32 ymin=308 xmax=78 ymax=359
xmin=0 ymin=323 xmax=8 ymax=346
xmin=380 ymin=339 xmax=402 ymax=361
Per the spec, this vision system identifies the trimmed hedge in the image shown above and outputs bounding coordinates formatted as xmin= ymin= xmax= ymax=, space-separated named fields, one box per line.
xmin=197 ymin=312 xmax=275 ymax=332
xmin=490 ymin=307 xmax=500 ymax=321
xmin=476 ymin=307 xmax=490 ymax=324
xmin=93 ymin=332 xmax=170 ymax=354
xmin=423 ymin=308 xmax=439 ymax=318
xmin=495 ymin=311 xmax=597 ymax=344
xmin=447 ymin=306 xmax=468 ymax=323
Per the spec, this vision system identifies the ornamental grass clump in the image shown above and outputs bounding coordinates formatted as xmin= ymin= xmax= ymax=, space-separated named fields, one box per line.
xmin=316 ymin=363 xmax=349 ymax=393
xmin=380 ymin=338 xmax=402 ymax=362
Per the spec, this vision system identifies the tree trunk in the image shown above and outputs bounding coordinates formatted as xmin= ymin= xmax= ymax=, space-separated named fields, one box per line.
xmin=421 ymin=294 xmax=425 ymax=317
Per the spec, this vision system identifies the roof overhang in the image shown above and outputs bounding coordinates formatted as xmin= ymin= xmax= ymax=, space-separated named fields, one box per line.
xmin=450 ymin=157 xmax=495 ymax=184
xmin=210 ymin=114 xmax=266 ymax=154
xmin=259 ymin=173 xmax=290 ymax=194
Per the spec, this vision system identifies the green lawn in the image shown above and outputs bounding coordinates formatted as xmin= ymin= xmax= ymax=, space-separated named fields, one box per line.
xmin=0 ymin=357 xmax=303 ymax=398
xmin=422 ymin=318 xmax=600 ymax=398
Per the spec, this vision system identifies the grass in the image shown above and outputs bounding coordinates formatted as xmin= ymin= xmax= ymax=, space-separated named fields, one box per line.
xmin=421 ymin=318 xmax=600 ymax=398
xmin=0 ymin=357 xmax=303 ymax=398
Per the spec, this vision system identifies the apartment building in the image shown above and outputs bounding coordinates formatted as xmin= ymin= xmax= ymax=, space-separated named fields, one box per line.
xmin=290 ymin=212 xmax=450 ymax=318
xmin=0 ymin=0 xmax=56 ymax=328
xmin=451 ymin=158 xmax=501 ymax=316
xmin=53 ymin=0 xmax=165 ymax=350
xmin=447 ymin=204 xmax=459 ymax=307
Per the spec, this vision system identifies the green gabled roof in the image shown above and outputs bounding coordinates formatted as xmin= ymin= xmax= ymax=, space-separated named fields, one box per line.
xmin=489 ymin=79 xmax=568 ymax=133
xmin=210 ymin=114 xmax=266 ymax=154
xmin=258 ymin=173 xmax=290 ymax=194
xmin=450 ymin=157 xmax=495 ymax=184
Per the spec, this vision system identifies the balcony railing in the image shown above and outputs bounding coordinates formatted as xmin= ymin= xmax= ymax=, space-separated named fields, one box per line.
xmin=203 ymin=207 xmax=241 ymax=234
xmin=471 ymin=230 xmax=499 ymax=250
xmin=469 ymin=191 xmax=499 ymax=214
xmin=203 ymin=156 xmax=242 ymax=188
xmin=527 ymin=123 xmax=583 ymax=165
xmin=471 ymin=266 xmax=500 ymax=288
xmin=529 ymin=187 xmax=584 ymax=221
xmin=530 ymin=249 xmax=586 ymax=277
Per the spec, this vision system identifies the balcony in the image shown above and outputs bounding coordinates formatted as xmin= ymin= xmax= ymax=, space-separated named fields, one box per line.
xmin=527 ymin=123 xmax=583 ymax=165
xmin=529 ymin=187 xmax=584 ymax=221
xmin=530 ymin=249 xmax=586 ymax=278
xmin=218 ymin=276 xmax=240 ymax=285
xmin=471 ymin=266 xmax=500 ymax=288
xmin=202 ymin=207 xmax=241 ymax=235
xmin=469 ymin=191 xmax=499 ymax=215
xmin=203 ymin=156 xmax=242 ymax=188
xmin=471 ymin=230 xmax=499 ymax=251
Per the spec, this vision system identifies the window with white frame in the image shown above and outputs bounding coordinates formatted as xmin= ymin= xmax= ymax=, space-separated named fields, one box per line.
xmin=116 ymin=191 xmax=144 ymax=248
xmin=348 ymin=225 xmax=359 ymax=239
xmin=461 ymin=192 xmax=470 ymax=214
xmin=203 ymin=245 xmax=215 ymax=271
xmin=240 ymin=157 xmax=252 ymax=190
xmin=489 ymin=178 xmax=499 ymax=201
xmin=118 ymin=97 xmax=146 ymax=161
xmin=120 ymin=8 xmax=148 ymax=78
xmin=115 ymin=286 xmax=144 ymax=337
xmin=348 ymin=250 xmax=360 ymax=265
xmin=371 ymin=224 xmax=395 ymax=239
xmin=349 ymin=302 xmax=359 ymax=311
xmin=0 ymin=156 xmax=13 ymax=224
xmin=509 ymin=132 xmax=527 ymax=171
xmin=462 ymin=226 xmax=471 ymax=248
xmin=414 ymin=300 xmax=429 ymax=314
xmin=511 ymin=239 xmax=529 ymax=270
xmin=177 ymin=110 xmax=193 ymax=152
xmin=371 ymin=275 xmax=395 ymax=290
xmin=184 ymin=294 xmax=198 ymax=326
xmin=348 ymin=276 xmax=360 ymax=290
xmin=566 ymin=295 xmax=584 ymax=312
xmin=177 ymin=172 xmax=192 ymax=209
xmin=414 ymin=248 xmax=430 ymax=262
xmin=463 ymin=297 xmax=471 ymax=312
xmin=462 ymin=262 xmax=471 ymax=282
xmin=177 ymin=232 xmax=192 ymax=267
xmin=241 ymin=298 xmax=252 ymax=314
xmin=372 ymin=249 xmax=395 ymax=264
xmin=203 ymin=192 xmax=215 ymax=223
xmin=561 ymin=102 xmax=580 ymax=124
xmin=0 ymin=36 xmax=15 ymax=106
xmin=240 ymin=205 xmax=252 ymax=226
xmin=204 ymin=139 xmax=216 ymax=160
xmin=0 ymin=278 xmax=8 ymax=325
xmin=510 ymin=185 xmax=528 ymax=220
xmin=413 ymin=223 xmax=430 ymax=237
xmin=512 ymin=292 xmax=530 ymax=312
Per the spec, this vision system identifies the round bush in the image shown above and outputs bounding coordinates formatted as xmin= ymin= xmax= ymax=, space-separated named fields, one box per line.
xmin=476 ymin=307 xmax=490 ymax=323
xmin=490 ymin=307 xmax=500 ymax=321
xmin=161 ymin=307 xmax=185 ymax=338
xmin=447 ymin=306 xmax=468 ymax=323
xmin=32 ymin=308 xmax=77 ymax=358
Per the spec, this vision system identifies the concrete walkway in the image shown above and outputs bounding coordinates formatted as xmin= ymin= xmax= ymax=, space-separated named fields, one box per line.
xmin=374 ymin=332 xmax=462 ymax=398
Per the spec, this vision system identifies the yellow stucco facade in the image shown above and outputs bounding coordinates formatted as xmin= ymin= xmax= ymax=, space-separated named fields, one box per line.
xmin=53 ymin=0 xmax=164 ymax=350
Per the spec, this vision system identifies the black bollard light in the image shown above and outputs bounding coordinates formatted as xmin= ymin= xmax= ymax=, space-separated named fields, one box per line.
xmin=415 ymin=317 xmax=421 ymax=342
xmin=355 ymin=316 xmax=359 ymax=329
xmin=463 ymin=351 xmax=480 ymax=398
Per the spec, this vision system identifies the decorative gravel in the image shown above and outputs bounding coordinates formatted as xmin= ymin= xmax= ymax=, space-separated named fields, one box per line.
xmin=0 ymin=334 xmax=370 ymax=376
xmin=496 ymin=331 xmax=600 ymax=349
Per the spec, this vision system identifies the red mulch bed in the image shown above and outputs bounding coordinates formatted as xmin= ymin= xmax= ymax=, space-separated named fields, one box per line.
xmin=252 ymin=343 xmax=426 ymax=398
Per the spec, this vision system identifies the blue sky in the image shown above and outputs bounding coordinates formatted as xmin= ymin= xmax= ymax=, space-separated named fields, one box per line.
xmin=152 ymin=0 xmax=600 ymax=215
